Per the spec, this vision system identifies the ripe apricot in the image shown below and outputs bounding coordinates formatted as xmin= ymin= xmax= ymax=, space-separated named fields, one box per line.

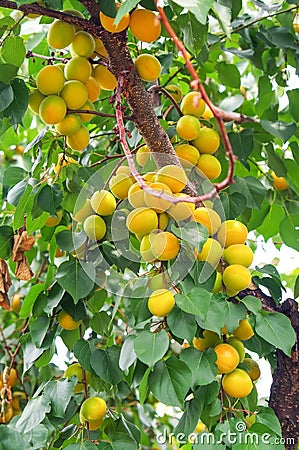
xmin=11 ymin=294 xmax=22 ymax=313
xmin=222 ymin=368 xmax=253 ymax=398
xmin=151 ymin=231 xmax=180 ymax=261
xmin=130 ymin=8 xmax=161 ymax=42
xmin=46 ymin=209 xmax=62 ymax=227
xmin=64 ymin=362 xmax=91 ymax=393
xmin=165 ymin=84 xmax=183 ymax=103
xmin=136 ymin=145 xmax=150 ymax=167
xmin=233 ymin=318 xmax=254 ymax=341
xmin=223 ymin=244 xmax=254 ymax=268
xmin=0 ymin=402 xmax=13 ymax=423
xmin=158 ymin=212 xmax=169 ymax=230
xmin=71 ymin=31 xmax=95 ymax=57
xmin=193 ymin=330 xmax=221 ymax=351
xmin=222 ymin=264 xmax=251 ymax=293
xmin=79 ymin=100 xmax=95 ymax=122
xmin=93 ymin=64 xmax=117 ymax=90
xmin=212 ymin=271 xmax=223 ymax=293
xmin=80 ymin=397 xmax=107 ymax=422
xmin=214 ymin=343 xmax=240 ymax=374
xmin=65 ymin=56 xmax=92 ymax=83
xmin=196 ymin=238 xmax=223 ymax=266
xmin=193 ymin=127 xmax=220 ymax=154
xmin=271 ymin=171 xmax=288 ymax=190
xmin=181 ymin=92 xmax=205 ymax=118
xmin=109 ymin=173 xmax=134 ymax=199
xmin=73 ymin=199 xmax=94 ymax=223
xmin=196 ymin=154 xmax=222 ymax=180
xmin=156 ymin=165 xmax=187 ymax=193
xmin=217 ymin=220 xmax=248 ymax=248
xmin=193 ymin=207 xmax=221 ymax=236
xmin=167 ymin=193 xmax=195 ymax=221
xmin=195 ymin=420 xmax=206 ymax=433
xmin=85 ymin=76 xmax=101 ymax=102
xmin=93 ymin=38 xmax=108 ymax=58
xmin=90 ymin=190 xmax=116 ymax=216
xmin=148 ymin=289 xmax=175 ymax=316
xmin=100 ymin=4 xmax=130 ymax=33
xmin=55 ymin=113 xmax=82 ymax=136
xmin=128 ymin=183 xmax=147 ymax=208
xmin=61 ymin=80 xmax=88 ymax=110
xmin=28 ymin=89 xmax=45 ymax=114
xmin=36 ymin=65 xmax=65 ymax=95
xmin=144 ymin=182 xmax=172 ymax=213
xmin=80 ymin=414 xmax=104 ymax=430
xmin=176 ymin=114 xmax=201 ymax=140
xmin=66 ymin=125 xmax=90 ymax=151
xmin=83 ymin=214 xmax=106 ymax=240
xmin=58 ymin=310 xmax=82 ymax=330
xmin=126 ymin=207 xmax=158 ymax=235
xmin=227 ymin=336 xmax=245 ymax=362
xmin=202 ymin=104 xmax=214 ymax=120
xmin=243 ymin=358 xmax=261 ymax=381
xmin=47 ymin=19 xmax=75 ymax=49
xmin=175 ymin=143 xmax=200 ymax=167
xmin=134 ymin=54 xmax=161 ymax=82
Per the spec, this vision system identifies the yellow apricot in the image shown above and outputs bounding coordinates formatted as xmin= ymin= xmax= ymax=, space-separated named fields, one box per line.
xmin=71 ymin=31 xmax=95 ymax=57
xmin=36 ymin=65 xmax=65 ymax=95
xmin=100 ymin=4 xmax=130 ymax=33
xmin=46 ymin=209 xmax=62 ymax=226
xmin=223 ymin=244 xmax=254 ymax=268
xmin=126 ymin=207 xmax=158 ymax=235
xmin=47 ymin=19 xmax=76 ymax=49
xmin=165 ymin=84 xmax=183 ymax=103
xmin=195 ymin=420 xmax=206 ymax=434
xmin=217 ymin=220 xmax=248 ymax=248
xmin=58 ymin=310 xmax=82 ymax=330
xmin=130 ymin=8 xmax=161 ymax=42
xmin=64 ymin=362 xmax=91 ymax=393
xmin=155 ymin=165 xmax=187 ymax=193
xmin=93 ymin=38 xmax=108 ymax=58
xmin=193 ymin=127 xmax=220 ymax=155
xmin=222 ymin=368 xmax=253 ymax=398
xmin=196 ymin=238 xmax=223 ymax=266
xmin=128 ymin=183 xmax=147 ymax=208
xmin=54 ymin=153 xmax=78 ymax=174
xmin=151 ymin=231 xmax=180 ymax=261
xmin=158 ymin=212 xmax=169 ymax=230
xmin=109 ymin=173 xmax=134 ymax=199
xmin=222 ymin=264 xmax=251 ymax=292
xmin=202 ymin=104 xmax=214 ymax=120
xmin=134 ymin=54 xmax=161 ymax=82
xmin=212 ymin=271 xmax=223 ymax=293
xmin=148 ymin=289 xmax=175 ymax=316
xmin=0 ymin=402 xmax=13 ymax=424
xmin=28 ymin=89 xmax=45 ymax=114
xmin=11 ymin=294 xmax=22 ymax=313
xmin=176 ymin=115 xmax=201 ymax=140
xmin=167 ymin=193 xmax=195 ymax=221
xmin=65 ymin=56 xmax=92 ymax=83
xmin=193 ymin=330 xmax=221 ymax=351
xmin=196 ymin=154 xmax=222 ymax=180
xmin=55 ymin=113 xmax=82 ymax=136
xmin=271 ymin=171 xmax=288 ymax=190
xmin=193 ymin=207 xmax=221 ymax=236
xmin=73 ymin=199 xmax=94 ymax=223
xmin=136 ymin=145 xmax=150 ymax=167
xmin=214 ymin=343 xmax=240 ymax=374
xmin=243 ymin=358 xmax=261 ymax=381
xmin=80 ymin=397 xmax=107 ymax=422
xmin=83 ymin=214 xmax=106 ymax=240
xmin=85 ymin=76 xmax=101 ymax=102
xmin=175 ymin=144 xmax=200 ymax=167
xmin=181 ymin=92 xmax=205 ymax=118
xmin=233 ymin=319 xmax=254 ymax=341
xmin=93 ymin=64 xmax=117 ymax=90
xmin=226 ymin=336 xmax=245 ymax=362
xmin=60 ymin=80 xmax=88 ymax=110
xmin=144 ymin=182 xmax=172 ymax=213
xmin=79 ymin=100 xmax=95 ymax=122
xmin=90 ymin=190 xmax=116 ymax=216
xmin=39 ymin=95 xmax=67 ymax=124
xmin=140 ymin=233 xmax=156 ymax=262
xmin=66 ymin=125 xmax=90 ymax=151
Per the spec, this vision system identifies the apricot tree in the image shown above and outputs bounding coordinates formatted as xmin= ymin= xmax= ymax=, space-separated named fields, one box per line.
xmin=0 ymin=1 xmax=298 ymax=449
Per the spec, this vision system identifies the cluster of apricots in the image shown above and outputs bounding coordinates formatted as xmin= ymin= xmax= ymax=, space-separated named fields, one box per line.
xmin=0 ymin=367 xmax=26 ymax=424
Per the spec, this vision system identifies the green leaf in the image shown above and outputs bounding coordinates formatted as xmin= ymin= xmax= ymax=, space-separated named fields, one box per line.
xmin=112 ymin=433 xmax=138 ymax=450
xmin=0 ymin=82 xmax=13 ymax=112
xmin=119 ymin=335 xmax=137 ymax=372
xmin=15 ymin=395 xmax=51 ymax=433
xmin=171 ymin=0 xmax=214 ymax=24
xmin=1 ymin=36 xmax=26 ymax=66
xmin=219 ymin=94 xmax=244 ymax=112
xmin=90 ymin=311 xmax=112 ymax=336
xmin=37 ymin=184 xmax=63 ymax=214
xmin=43 ymin=378 xmax=75 ymax=418
xmin=73 ymin=339 xmax=93 ymax=373
xmin=212 ymin=3 xmax=231 ymax=38
xmin=56 ymin=230 xmax=86 ymax=253
xmin=13 ymin=184 xmax=33 ymax=230
xmin=56 ymin=260 xmax=95 ymax=303
xmin=230 ymin=129 xmax=254 ymax=165
xmin=217 ymin=62 xmax=240 ymax=89
xmin=3 ymin=166 xmax=27 ymax=187
xmin=196 ymin=296 xmax=227 ymax=334
xmin=99 ymin=0 xmax=117 ymax=17
xmin=279 ymin=213 xmax=299 ymax=251
xmin=239 ymin=295 xmax=262 ymax=315
xmin=167 ymin=306 xmax=197 ymax=341
xmin=21 ymin=334 xmax=45 ymax=373
xmin=180 ymin=347 xmax=217 ymax=387
xmin=175 ymin=287 xmax=211 ymax=320
xmin=20 ymin=284 xmax=44 ymax=319
xmin=134 ymin=330 xmax=169 ymax=367
xmin=257 ymin=204 xmax=285 ymax=241
xmin=294 ymin=275 xmax=299 ymax=300
xmin=178 ymin=12 xmax=208 ymax=56
xmin=230 ymin=176 xmax=267 ymax=210
xmin=90 ymin=346 xmax=123 ymax=385
xmin=3 ymin=78 xmax=28 ymax=125
xmin=255 ymin=311 xmax=296 ymax=356
xmin=261 ymin=120 xmax=297 ymax=142
xmin=139 ymin=367 xmax=150 ymax=404
xmin=255 ymin=406 xmax=281 ymax=436
xmin=287 ymin=89 xmax=299 ymax=122
xmin=30 ymin=316 xmax=50 ymax=348
xmin=115 ymin=0 xmax=139 ymax=24
xmin=0 ymin=425 xmax=32 ymax=450
xmin=149 ymin=357 xmax=192 ymax=408
xmin=171 ymin=221 xmax=208 ymax=249
xmin=0 ymin=225 xmax=13 ymax=259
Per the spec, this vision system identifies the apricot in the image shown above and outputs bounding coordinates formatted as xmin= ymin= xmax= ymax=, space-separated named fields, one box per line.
xmin=126 ymin=207 xmax=158 ymax=235
xmin=93 ymin=38 xmax=108 ymax=58
xmin=134 ymin=54 xmax=161 ymax=82
xmin=93 ymin=64 xmax=117 ymax=90
xmin=156 ymin=165 xmax=187 ymax=193
xmin=165 ymin=84 xmax=183 ymax=103
xmin=47 ymin=19 xmax=75 ymax=49
xmin=80 ymin=397 xmax=107 ymax=422
xmin=11 ymin=294 xmax=22 ymax=313
xmin=100 ymin=4 xmax=130 ymax=33
xmin=28 ymin=89 xmax=45 ymax=114
xmin=144 ymin=182 xmax=172 ymax=213
xmin=83 ymin=214 xmax=106 ymax=240
xmin=80 ymin=414 xmax=104 ymax=430
xmin=54 ymin=153 xmax=78 ymax=174
xmin=181 ymin=92 xmax=205 ymax=118
xmin=193 ymin=127 xmax=220 ymax=154
xmin=202 ymin=104 xmax=214 ymax=120
xmin=85 ymin=76 xmax=101 ymax=102
xmin=176 ymin=114 xmax=201 ymax=140
xmin=128 ymin=183 xmax=147 ymax=208
xmin=272 ymin=171 xmax=288 ymax=190
xmin=233 ymin=318 xmax=254 ymax=341
xmin=217 ymin=220 xmax=248 ymax=248
xmin=65 ymin=56 xmax=92 ymax=83
xmin=222 ymin=264 xmax=251 ymax=293
xmin=79 ymin=100 xmax=95 ymax=122
xmin=73 ymin=199 xmax=94 ymax=223
xmin=195 ymin=420 xmax=206 ymax=434
xmin=55 ymin=113 xmax=82 ymax=136
xmin=196 ymin=154 xmax=222 ymax=180
xmin=39 ymin=95 xmax=66 ymax=124
xmin=175 ymin=143 xmax=200 ymax=167
xmin=243 ymin=358 xmax=261 ymax=381
xmin=222 ymin=368 xmax=253 ymax=398
xmin=66 ymin=125 xmax=90 ymax=151
xmin=109 ymin=173 xmax=134 ymax=199
xmin=58 ymin=310 xmax=82 ymax=330
xmin=60 ymin=80 xmax=88 ymax=110
xmin=223 ymin=244 xmax=254 ymax=268
xmin=130 ymin=8 xmax=161 ymax=42
xmin=196 ymin=238 xmax=223 ymax=266
xmin=0 ymin=402 xmax=13 ymax=423
xmin=167 ymin=193 xmax=195 ymax=221
xmin=148 ymin=271 xmax=170 ymax=290
xmin=64 ymin=362 xmax=91 ymax=393
xmin=71 ymin=31 xmax=95 ymax=57
xmin=158 ymin=212 xmax=169 ymax=230
xmin=227 ymin=336 xmax=245 ymax=362
xmin=151 ymin=231 xmax=180 ymax=261
xmin=140 ymin=233 xmax=156 ymax=262
xmin=90 ymin=190 xmax=116 ymax=216
xmin=36 ymin=65 xmax=65 ymax=95
xmin=193 ymin=330 xmax=221 ymax=351
xmin=214 ymin=343 xmax=240 ymax=374
xmin=136 ymin=145 xmax=150 ymax=167
xmin=148 ymin=289 xmax=175 ymax=316
xmin=46 ymin=209 xmax=62 ymax=227
xmin=212 ymin=271 xmax=223 ymax=293
xmin=193 ymin=207 xmax=221 ymax=236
